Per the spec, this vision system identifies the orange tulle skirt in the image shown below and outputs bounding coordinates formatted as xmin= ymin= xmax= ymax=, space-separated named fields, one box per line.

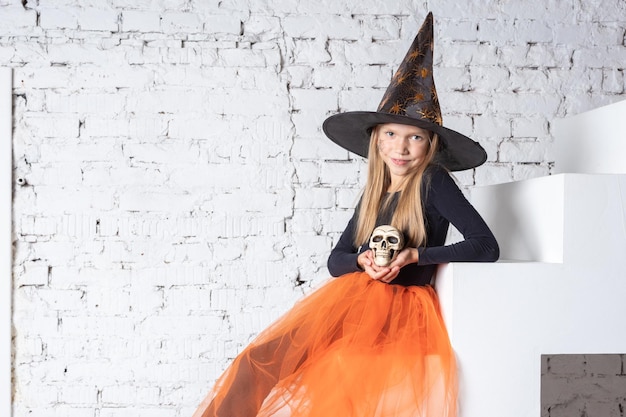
xmin=193 ymin=272 xmax=457 ymax=417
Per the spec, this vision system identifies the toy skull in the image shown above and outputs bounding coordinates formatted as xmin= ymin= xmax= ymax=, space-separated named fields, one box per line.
xmin=369 ymin=225 xmax=405 ymax=267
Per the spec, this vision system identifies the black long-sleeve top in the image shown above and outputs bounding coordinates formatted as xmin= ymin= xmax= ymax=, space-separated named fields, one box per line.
xmin=327 ymin=165 xmax=499 ymax=286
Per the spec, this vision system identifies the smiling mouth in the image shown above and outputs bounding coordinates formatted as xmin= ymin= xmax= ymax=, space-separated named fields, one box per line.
xmin=391 ymin=158 xmax=410 ymax=166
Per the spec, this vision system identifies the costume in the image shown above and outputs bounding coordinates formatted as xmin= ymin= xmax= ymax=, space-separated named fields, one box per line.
xmin=191 ymin=166 xmax=498 ymax=417
xmin=192 ymin=13 xmax=498 ymax=417
xmin=328 ymin=165 xmax=499 ymax=287
xmin=194 ymin=272 xmax=460 ymax=417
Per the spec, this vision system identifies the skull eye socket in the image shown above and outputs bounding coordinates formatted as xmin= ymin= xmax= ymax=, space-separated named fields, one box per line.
xmin=388 ymin=237 xmax=399 ymax=244
xmin=372 ymin=236 xmax=383 ymax=242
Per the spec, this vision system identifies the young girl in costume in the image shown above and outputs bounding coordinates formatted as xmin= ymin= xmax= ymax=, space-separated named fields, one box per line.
xmin=193 ymin=13 xmax=499 ymax=417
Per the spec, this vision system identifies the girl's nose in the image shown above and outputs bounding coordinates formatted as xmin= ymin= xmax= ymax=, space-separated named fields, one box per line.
xmin=394 ymin=138 xmax=409 ymax=153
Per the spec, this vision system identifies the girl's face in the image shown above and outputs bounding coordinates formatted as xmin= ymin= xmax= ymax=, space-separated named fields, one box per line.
xmin=376 ymin=123 xmax=431 ymax=185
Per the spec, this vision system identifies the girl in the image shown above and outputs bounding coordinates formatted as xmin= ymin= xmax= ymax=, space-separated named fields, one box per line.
xmin=193 ymin=12 xmax=498 ymax=417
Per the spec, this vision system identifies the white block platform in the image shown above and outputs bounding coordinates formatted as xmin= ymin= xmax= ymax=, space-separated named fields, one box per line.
xmin=553 ymin=99 xmax=626 ymax=175
xmin=437 ymin=174 xmax=626 ymax=417
xmin=436 ymin=99 xmax=626 ymax=417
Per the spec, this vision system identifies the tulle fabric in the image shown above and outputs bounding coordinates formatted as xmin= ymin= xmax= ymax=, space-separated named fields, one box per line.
xmin=193 ymin=272 xmax=457 ymax=417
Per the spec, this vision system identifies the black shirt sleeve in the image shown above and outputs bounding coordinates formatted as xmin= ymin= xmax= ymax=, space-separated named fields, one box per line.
xmin=327 ymin=210 xmax=363 ymax=277
xmin=417 ymin=167 xmax=499 ymax=265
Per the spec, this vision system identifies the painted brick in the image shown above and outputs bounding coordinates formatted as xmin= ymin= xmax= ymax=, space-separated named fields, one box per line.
xmin=290 ymin=87 xmax=337 ymax=112
xmin=294 ymin=187 xmax=334 ymax=209
xmin=162 ymin=11 xmax=203 ymax=33
xmin=290 ymin=209 xmax=322 ymax=234
xmin=290 ymin=112 xmax=326 ymax=137
xmin=344 ymin=40 xmax=401 ymax=66
xmin=123 ymin=142 xmax=199 ymax=164
xmin=122 ymin=10 xmax=161 ymax=32
xmin=435 ymin=42 xmax=498 ymax=67
xmin=339 ymin=88 xmax=384 ymax=112
xmin=320 ymin=209 xmax=354 ymax=235
xmin=100 ymin=406 xmax=175 ymax=417
xmin=245 ymin=235 xmax=287 ymax=261
xmin=77 ymin=8 xmax=119 ymax=32
xmin=23 ymin=114 xmax=79 ymax=138
xmin=516 ymin=19 xmax=553 ymax=43
xmin=474 ymin=19 xmax=517 ymax=45
xmin=348 ymin=16 xmax=394 ymax=41
xmin=292 ymin=39 xmax=332 ymax=65
xmin=57 ymin=385 xmax=98 ymax=405
xmin=352 ymin=65 xmax=393 ymax=89
xmin=100 ymin=384 xmax=160 ymax=405
xmin=285 ymin=65 xmax=313 ymax=88
xmin=437 ymin=66 xmax=471 ymax=92
xmin=444 ymin=20 xmax=479 ymax=43
xmin=72 ymin=65 xmax=154 ymax=89
xmin=293 ymin=161 xmax=319 ymax=184
xmin=243 ymin=15 xmax=282 ymax=41
xmin=218 ymin=47 xmax=275 ymax=67
xmin=513 ymin=163 xmax=551 ymax=181
xmin=334 ymin=188 xmax=362 ymax=209
xmin=499 ymin=139 xmax=550 ymax=163
xmin=213 ymin=90 xmax=290 ymax=116
xmin=602 ymin=68 xmax=625 ymax=94
xmin=38 ymin=288 xmax=86 ymax=311
xmin=47 ymin=43 xmax=112 ymax=65
xmin=212 ymin=237 xmax=245 ymax=261
xmin=13 ymin=336 xmax=44 ymax=362
xmin=442 ymin=114 xmax=473 ymax=138
xmin=475 ymin=163 xmax=513 ymax=185
xmin=18 ymin=262 xmax=49 ymax=286
xmin=319 ymin=160 xmax=360 ymax=186
xmin=0 ymin=5 xmax=37 ymax=29
xmin=12 ymin=406 xmax=93 ymax=417
xmin=60 ymin=315 xmax=135 ymax=336
xmin=13 ymin=308 xmax=59 ymax=337
xmin=14 ymin=382 xmax=59 ymax=407
xmin=469 ymin=66 xmax=511 ymax=92
xmin=493 ymin=91 xmax=562 ymax=115
xmin=45 ymin=91 xmax=127 ymax=115
xmin=282 ymin=15 xmax=361 ymax=40
xmin=204 ymin=14 xmax=242 ymax=35
xmin=35 ymin=186 xmax=116 ymax=213
xmin=39 ymin=7 xmax=78 ymax=30
xmin=82 ymin=116 xmax=130 ymax=138
xmin=118 ymin=189 xmax=196 ymax=212
xmin=0 ymin=45 xmax=14 ymax=63
xmin=511 ymin=116 xmax=549 ymax=138
xmin=474 ymin=114 xmax=511 ymax=138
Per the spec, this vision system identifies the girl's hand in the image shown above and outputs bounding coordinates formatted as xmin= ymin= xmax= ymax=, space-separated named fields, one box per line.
xmin=387 ymin=247 xmax=419 ymax=270
xmin=357 ymin=248 xmax=419 ymax=283
xmin=358 ymin=250 xmax=399 ymax=282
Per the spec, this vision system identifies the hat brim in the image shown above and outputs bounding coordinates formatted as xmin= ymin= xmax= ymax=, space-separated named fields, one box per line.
xmin=322 ymin=111 xmax=487 ymax=172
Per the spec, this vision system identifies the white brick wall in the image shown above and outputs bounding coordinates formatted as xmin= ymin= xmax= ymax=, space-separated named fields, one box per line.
xmin=2 ymin=0 xmax=625 ymax=415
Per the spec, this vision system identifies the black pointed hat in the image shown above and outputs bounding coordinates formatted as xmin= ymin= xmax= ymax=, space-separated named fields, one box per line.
xmin=322 ymin=13 xmax=486 ymax=171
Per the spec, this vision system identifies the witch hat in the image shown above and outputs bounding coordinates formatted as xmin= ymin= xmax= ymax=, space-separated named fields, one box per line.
xmin=322 ymin=12 xmax=486 ymax=171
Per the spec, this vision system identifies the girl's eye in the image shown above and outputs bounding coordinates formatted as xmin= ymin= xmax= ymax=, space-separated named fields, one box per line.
xmin=385 ymin=131 xmax=395 ymax=137
xmin=411 ymin=135 xmax=424 ymax=141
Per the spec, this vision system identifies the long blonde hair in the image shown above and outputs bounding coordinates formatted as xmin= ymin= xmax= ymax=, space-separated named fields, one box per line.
xmin=354 ymin=125 xmax=440 ymax=248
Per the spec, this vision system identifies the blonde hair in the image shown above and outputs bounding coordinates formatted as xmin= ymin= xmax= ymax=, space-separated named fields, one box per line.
xmin=354 ymin=125 xmax=440 ymax=248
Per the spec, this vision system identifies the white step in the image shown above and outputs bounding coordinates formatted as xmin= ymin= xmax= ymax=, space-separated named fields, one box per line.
xmin=554 ymin=99 xmax=626 ymax=174
xmin=436 ymin=173 xmax=626 ymax=417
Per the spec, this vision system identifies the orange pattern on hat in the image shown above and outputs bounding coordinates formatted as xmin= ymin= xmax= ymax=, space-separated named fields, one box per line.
xmin=377 ymin=13 xmax=442 ymax=126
